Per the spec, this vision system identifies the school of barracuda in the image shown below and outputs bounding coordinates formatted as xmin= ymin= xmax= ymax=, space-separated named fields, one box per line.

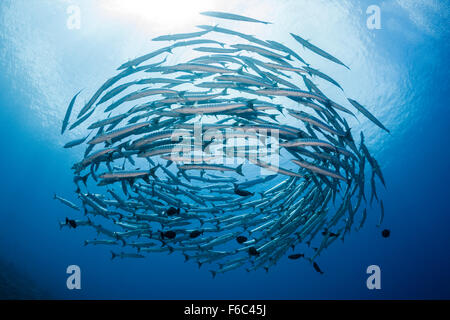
xmin=56 ymin=11 xmax=388 ymax=277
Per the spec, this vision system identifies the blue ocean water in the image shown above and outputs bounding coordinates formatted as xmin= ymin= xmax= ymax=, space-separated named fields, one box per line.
xmin=0 ymin=0 xmax=448 ymax=299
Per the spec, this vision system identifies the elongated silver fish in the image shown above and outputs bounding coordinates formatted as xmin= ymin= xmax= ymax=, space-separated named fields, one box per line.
xmin=63 ymin=134 xmax=90 ymax=148
xmin=152 ymin=30 xmax=210 ymax=41
xmin=61 ymin=90 xmax=82 ymax=135
xmin=347 ymin=98 xmax=390 ymax=133
xmin=118 ymin=46 xmax=172 ymax=70
xmin=200 ymin=11 xmax=272 ymax=24
xmin=290 ymin=32 xmax=349 ymax=69
xmin=58 ymin=11 xmax=388 ymax=277
xmin=53 ymin=194 xmax=80 ymax=211
xmin=292 ymin=159 xmax=347 ymax=181
xmin=88 ymin=122 xmax=150 ymax=145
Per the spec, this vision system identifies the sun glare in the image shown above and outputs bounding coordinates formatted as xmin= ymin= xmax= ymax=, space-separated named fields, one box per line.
xmin=101 ymin=0 xmax=215 ymax=31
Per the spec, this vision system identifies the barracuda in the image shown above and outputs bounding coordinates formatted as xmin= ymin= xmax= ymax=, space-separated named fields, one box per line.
xmin=58 ymin=11 xmax=388 ymax=277
xmin=88 ymin=122 xmax=150 ymax=145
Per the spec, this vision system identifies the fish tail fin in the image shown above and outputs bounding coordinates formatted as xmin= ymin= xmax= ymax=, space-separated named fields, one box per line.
xmin=221 ymin=88 xmax=228 ymax=95
xmin=53 ymin=193 xmax=57 ymax=200
xmin=246 ymin=99 xmax=257 ymax=110
xmin=236 ymin=163 xmax=244 ymax=176
xmin=83 ymin=240 xmax=88 ymax=246
xmin=120 ymin=239 xmax=126 ymax=247
xmin=168 ymin=246 xmax=174 ymax=254
xmin=344 ymin=128 xmax=353 ymax=141
xmin=159 ymin=239 xmax=166 ymax=247
xmin=209 ymin=270 xmax=216 ymax=278
xmin=110 ymin=251 xmax=118 ymax=260
xmin=183 ymin=253 xmax=189 ymax=262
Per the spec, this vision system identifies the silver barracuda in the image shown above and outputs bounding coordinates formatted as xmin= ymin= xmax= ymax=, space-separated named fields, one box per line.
xmin=57 ymin=11 xmax=388 ymax=277
xmin=200 ymin=11 xmax=272 ymax=24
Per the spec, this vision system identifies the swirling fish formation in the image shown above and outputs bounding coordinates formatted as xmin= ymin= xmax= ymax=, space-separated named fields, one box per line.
xmin=57 ymin=11 xmax=388 ymax=277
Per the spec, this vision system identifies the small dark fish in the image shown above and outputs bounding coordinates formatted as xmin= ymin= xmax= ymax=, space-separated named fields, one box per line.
xmin=166 ymin=207 xmax=180 ymax=216
xmin=236 ymin=236 xmax=248 ymax=244
xmin=161 ymin=231 xmax=176 ymax=239
xmin=234 ymin=184 xmax=254 ymax=197
xmin=330 ymin=232 xmax=339 ymax=237
xmin=66 ymin=217 xmax=77 ymax=229
xmin=288 ymin=253 xmax=304 ymax=260
xmin=234 ymin=189 xmax=254 ymax=197
xmin=322 ymin=230 xmax=339 ymax=237
xmin=248 ymin=246 xmax=259 ymax=256
xmin=381 ymin=229 xmax=390 ymax=238
xmin=313 ymin=262 xmax=324 ymax=274
xmin=190 ymin=230 xmax=203 ymax=238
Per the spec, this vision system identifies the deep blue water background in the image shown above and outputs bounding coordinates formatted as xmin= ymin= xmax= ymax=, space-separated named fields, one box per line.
xmin=0 ymin=0 xmax=449 ymax=299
